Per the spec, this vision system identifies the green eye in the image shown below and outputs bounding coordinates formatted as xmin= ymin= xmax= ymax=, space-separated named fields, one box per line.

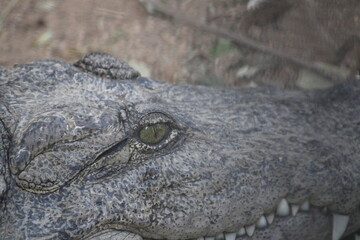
xmin=139 ymin=123 xmax=170 ymax=145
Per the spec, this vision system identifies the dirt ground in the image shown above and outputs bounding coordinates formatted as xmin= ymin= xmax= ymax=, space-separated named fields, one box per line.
xmin=0 ymin=0 xmax=359 ymax=88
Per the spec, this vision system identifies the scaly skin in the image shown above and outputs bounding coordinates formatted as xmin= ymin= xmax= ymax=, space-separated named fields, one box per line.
xmin=0 ymin=53 xmax=359 ymax=240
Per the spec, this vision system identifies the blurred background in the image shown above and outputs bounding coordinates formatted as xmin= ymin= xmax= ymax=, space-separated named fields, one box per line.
xmin=0 ymin=0 xmax=359 ymax=88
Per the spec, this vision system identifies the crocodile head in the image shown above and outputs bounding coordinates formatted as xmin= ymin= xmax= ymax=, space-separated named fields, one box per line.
xmin=0 ymin=53 xmax=359 ymax=240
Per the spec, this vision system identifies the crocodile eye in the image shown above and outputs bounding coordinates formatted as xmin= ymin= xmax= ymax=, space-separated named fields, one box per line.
xmin=139 ymin=123 xmax=169 ymax=145
xmin=131 ymin=112 xmax=182 ymax=157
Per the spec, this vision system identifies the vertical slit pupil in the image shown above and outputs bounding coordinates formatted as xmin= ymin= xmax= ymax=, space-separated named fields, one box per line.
xmin=139 ymin=123 xmax=169 ymax=145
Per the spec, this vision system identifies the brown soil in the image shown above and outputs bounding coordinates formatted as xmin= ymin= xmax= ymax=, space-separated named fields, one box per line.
xmin=0 ymin=0 xmax=359 ymax=88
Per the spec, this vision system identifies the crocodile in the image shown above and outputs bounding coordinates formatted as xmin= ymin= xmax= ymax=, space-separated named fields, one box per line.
xmin=0 ymin=53 xmax=359 ymax=240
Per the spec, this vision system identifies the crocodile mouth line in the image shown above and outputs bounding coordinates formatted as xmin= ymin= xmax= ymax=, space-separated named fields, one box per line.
xmin=86 ymin=198 xmax=356 ymax=240
xmin=195 ymin=198 xmax=349 ymax=240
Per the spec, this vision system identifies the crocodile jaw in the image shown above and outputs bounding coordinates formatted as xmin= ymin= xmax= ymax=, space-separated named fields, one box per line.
xmin=83 ymin=200 xmax=359 ymax=240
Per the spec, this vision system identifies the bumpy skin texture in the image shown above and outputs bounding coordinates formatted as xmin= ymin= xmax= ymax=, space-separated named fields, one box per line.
xmin=0 ymin=53 xmax=359 ymax=240
xmin=73 ymin=52 xmax=140 ymax=80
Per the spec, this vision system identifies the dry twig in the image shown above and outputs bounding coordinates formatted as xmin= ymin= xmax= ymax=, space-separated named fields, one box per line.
xmin=145 ymin=0 xmax=347 ymax=83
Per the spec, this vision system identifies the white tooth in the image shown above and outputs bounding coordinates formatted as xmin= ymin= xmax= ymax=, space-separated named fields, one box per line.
xmin=276 ymin=198 xmax=290 ymax=216
xmin=291 ymin=204 xmax=300 ymax=216
xmin=205 ymin=237 xmax=215 ymax=240
xmin=332 ymin=214 xmax=349 ymax=240
xmin=224 ymin=233 xmax=236 ymax=240
xmin=245 ymin=224 xmax=256 ymax=237
xmin=256 ymin=215 xmax=267 ymax=228
xmin=215 ymin=233 xmax=224 ymax=239
xmin=237 ymin=227 xmax=246 ymax=236
xmin=300 ymin=200 xmax=310 ymax=211
xmin=266 ymin=213 xmax=275 ymax=224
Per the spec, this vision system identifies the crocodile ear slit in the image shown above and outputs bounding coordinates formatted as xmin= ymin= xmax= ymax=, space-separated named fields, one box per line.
xmin=74 ymin=52 xmax=141 ymax=80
